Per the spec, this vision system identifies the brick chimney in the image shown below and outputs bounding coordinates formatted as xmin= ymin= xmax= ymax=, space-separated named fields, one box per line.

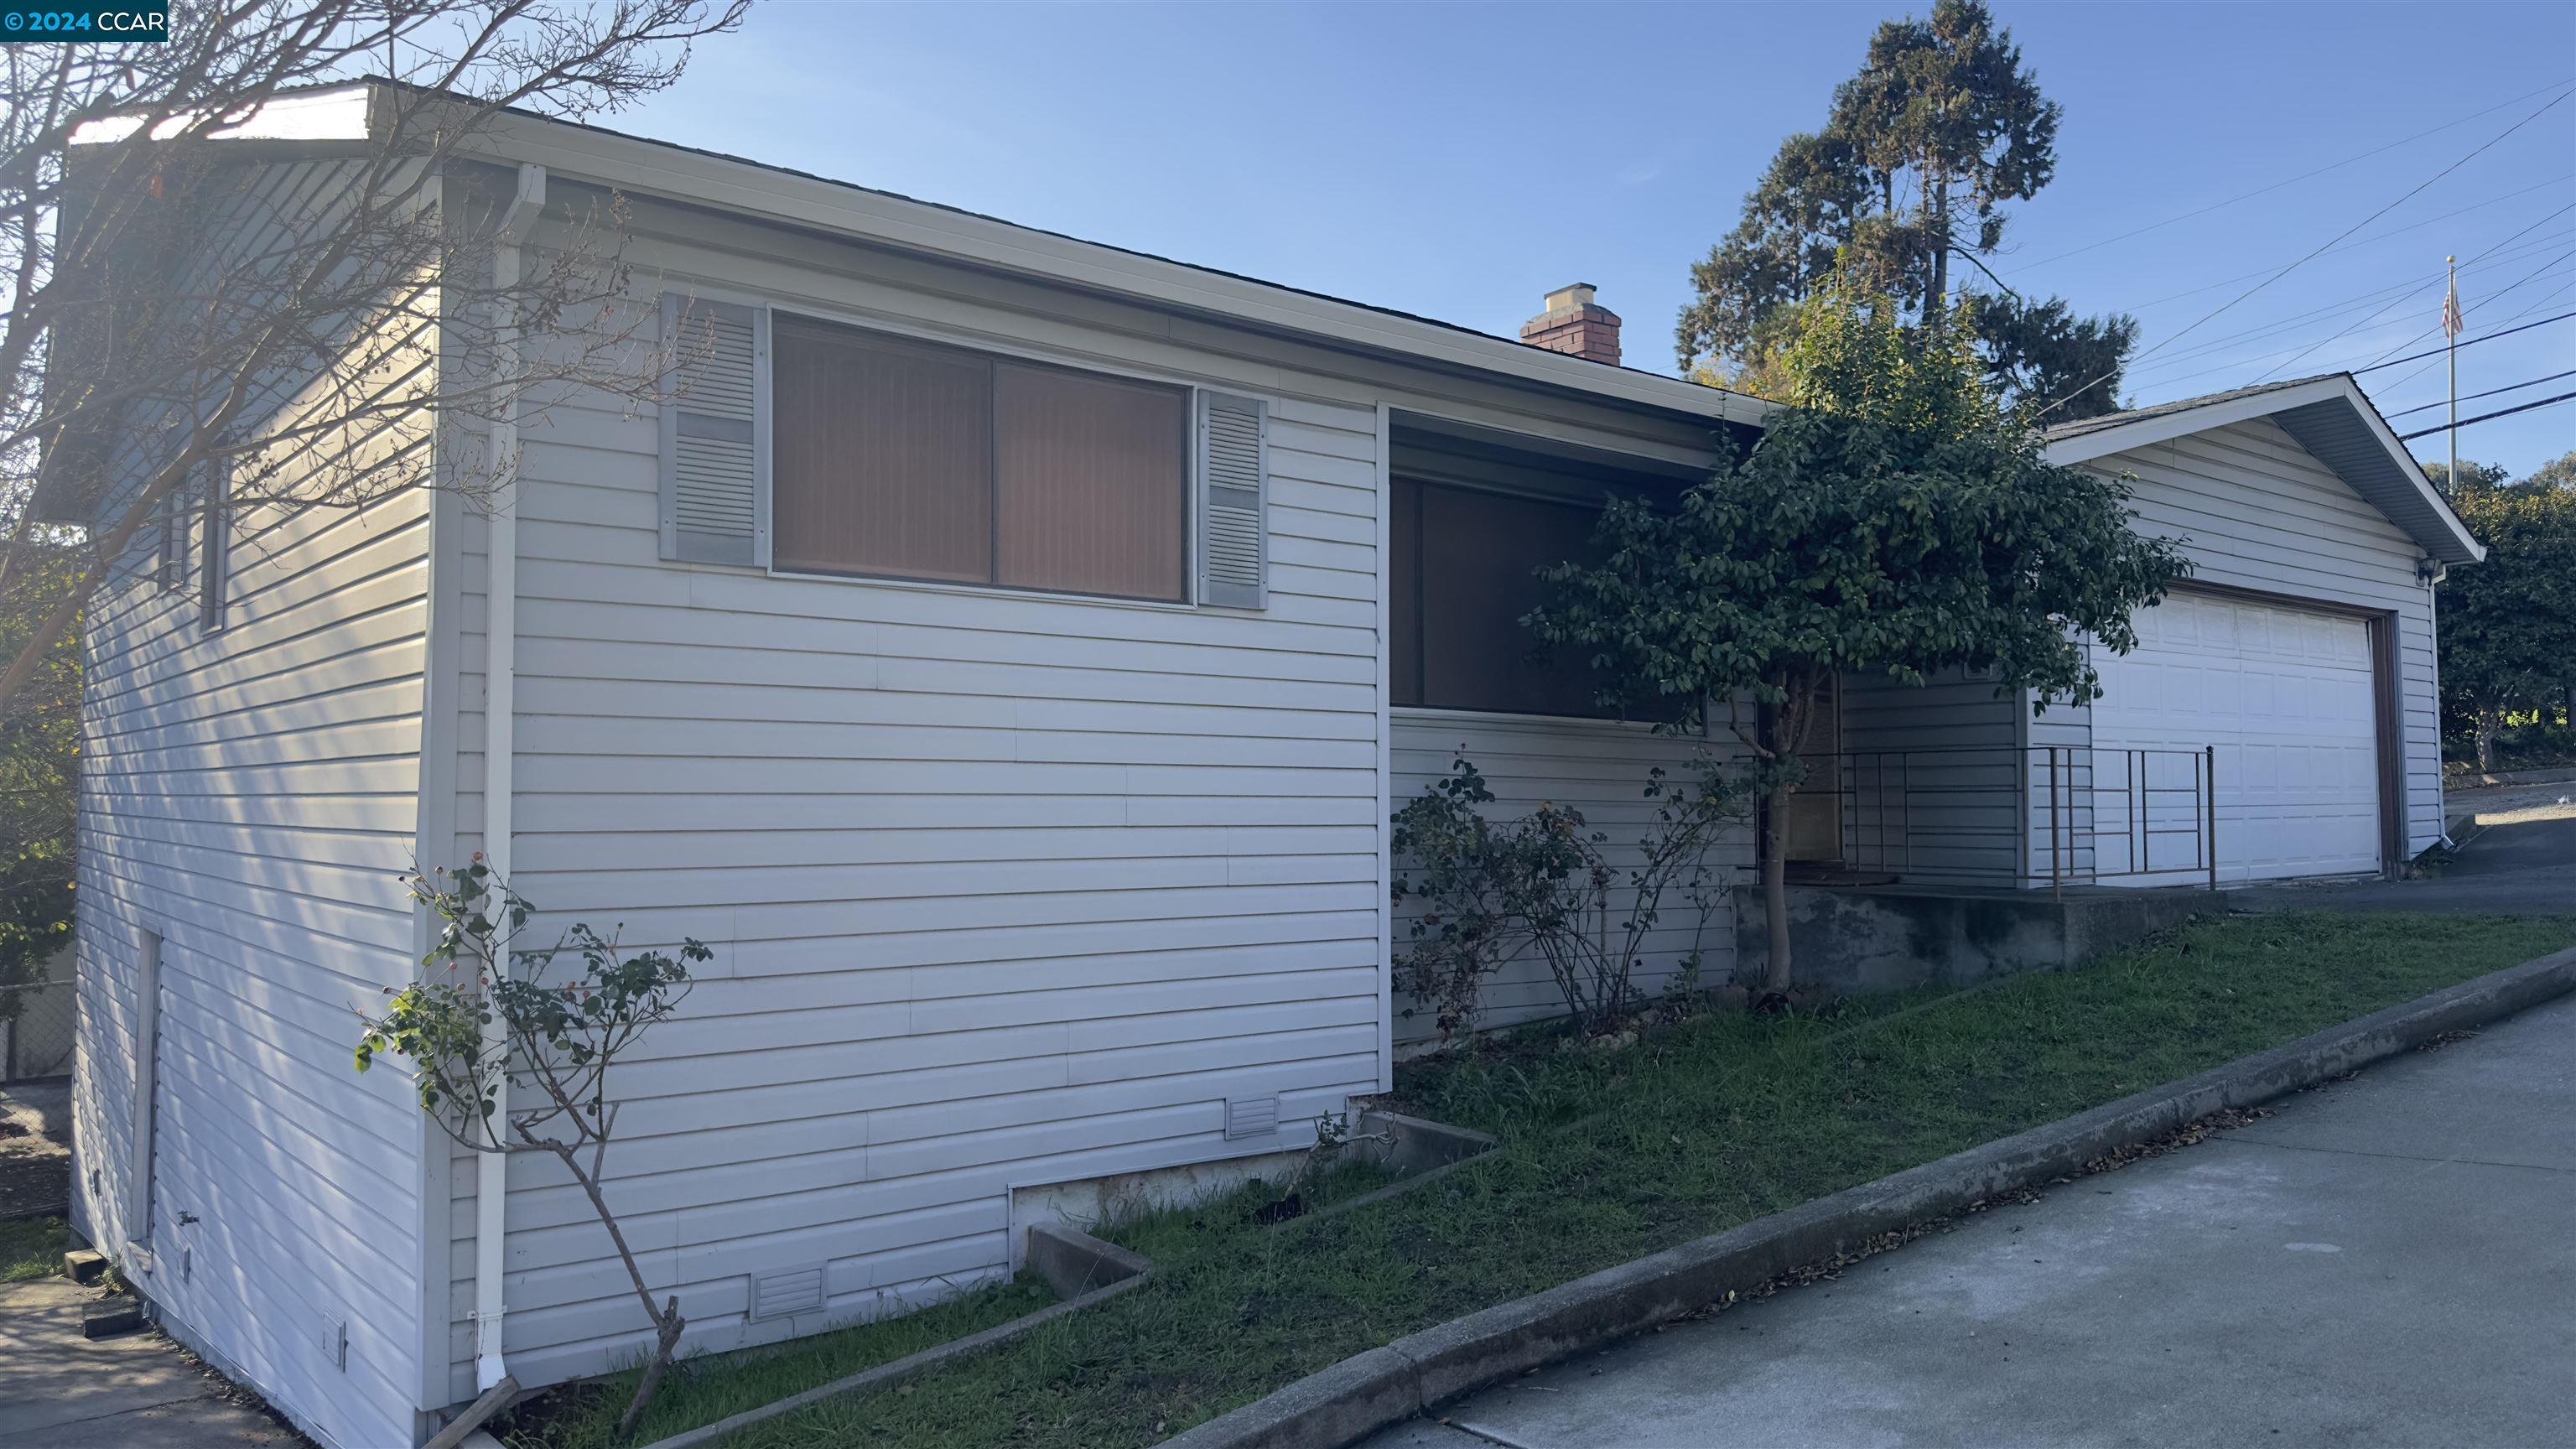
xmin=1519 ymin=283 xmax=1622 ymax=366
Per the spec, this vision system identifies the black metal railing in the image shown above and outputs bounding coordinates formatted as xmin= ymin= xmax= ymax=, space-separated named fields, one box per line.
xmin=1787 ymin=744 xmax=2218 ymax=895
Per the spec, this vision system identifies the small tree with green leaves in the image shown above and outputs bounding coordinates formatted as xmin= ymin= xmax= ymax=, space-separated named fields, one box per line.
xmin=1535 ymin=277 xmax=2188 ymax=995
xmin=355 ymin=862 xmax=707 ymax=1438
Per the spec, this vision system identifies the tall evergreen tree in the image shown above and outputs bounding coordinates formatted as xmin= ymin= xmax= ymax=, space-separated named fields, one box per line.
xmin=1678 ymin=0 xmax=2137 ymax=419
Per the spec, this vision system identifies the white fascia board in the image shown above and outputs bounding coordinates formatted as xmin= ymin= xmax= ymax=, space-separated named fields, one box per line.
xmin=70 ymin=84 xmax=373 ymax=146
xmin=2339 ymin=379 xmax=2485 ymax=564
xmin=458 ymin=108 xmax=1778 ymax=431
xmin=2041 ymin=378 xmax=2353 ymax=465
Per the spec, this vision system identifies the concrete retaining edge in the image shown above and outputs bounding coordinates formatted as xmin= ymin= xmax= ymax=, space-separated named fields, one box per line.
xmin=629 ymin=1228 xmax=1151 ymax=1449
xmin=621 ymin=1110 xmax=1504 ymax=1449
xmin=1163 ymin=942 xmax=2576 ymax=1449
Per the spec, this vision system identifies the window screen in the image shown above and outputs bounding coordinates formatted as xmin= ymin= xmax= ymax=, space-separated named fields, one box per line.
xmin=771 ymin=316 xmax=1187 ymax=601
xmin=1390 ymin=476 xmax=1616 ymax=717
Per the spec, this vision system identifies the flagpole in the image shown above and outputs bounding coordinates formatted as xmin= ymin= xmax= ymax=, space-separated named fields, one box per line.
xmin=2446 ymin=254 xmax=2459 ymax=493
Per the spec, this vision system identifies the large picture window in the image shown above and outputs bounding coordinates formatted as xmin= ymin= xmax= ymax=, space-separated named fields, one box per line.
xmin=1389 ymin=476 xmax=1618 ymax=718
xmin=771 ymin=315 xmax=1189 ymax=601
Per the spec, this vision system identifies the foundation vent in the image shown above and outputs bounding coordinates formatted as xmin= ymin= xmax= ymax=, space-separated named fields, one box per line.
xmin=1225 ymin=1094 xmax=1281 ymax=1141
xmin=750 ymin=1262 xmax=826 ymax=1321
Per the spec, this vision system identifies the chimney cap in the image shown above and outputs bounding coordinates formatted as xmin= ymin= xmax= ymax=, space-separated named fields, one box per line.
xmin=1543 ymin=283 xmax=1599 ymax=312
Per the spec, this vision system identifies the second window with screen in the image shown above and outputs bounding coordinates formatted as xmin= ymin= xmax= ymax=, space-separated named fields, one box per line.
xmin=770 ymin=314 xmax=1190 ymax=602
xmin=1389 ymin=476 xmax=1618 ymax=718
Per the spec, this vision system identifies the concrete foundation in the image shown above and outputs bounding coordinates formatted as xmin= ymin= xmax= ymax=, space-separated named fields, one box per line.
xmin=1735 ymin=882 xmax=2227 ymax=995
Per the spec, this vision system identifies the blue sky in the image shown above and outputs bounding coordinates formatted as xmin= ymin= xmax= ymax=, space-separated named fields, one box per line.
xmin=619 ymin=1 xmax=2576 ymax=476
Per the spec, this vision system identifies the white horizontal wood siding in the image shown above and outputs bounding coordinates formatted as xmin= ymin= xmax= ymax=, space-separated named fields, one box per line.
xmin=73 ymin=413 xmax=434 ymax=1449
xmin=440 ymin=229 xmax=1392 ymax=1392
xmin=1389 ymin=711 xmax=1747 ymax=1042
xmin=1831 ymin=417 xmax=2440 ymax=888
xmin=1836 ymin=667 xmax=2029 ymax=884
xmin=2070 ymin=417 xmax=2444 ymax=867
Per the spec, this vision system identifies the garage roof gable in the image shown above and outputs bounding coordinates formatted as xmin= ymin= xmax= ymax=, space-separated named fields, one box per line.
xmin=2044 ymin=375 xmax=2485 ymax=565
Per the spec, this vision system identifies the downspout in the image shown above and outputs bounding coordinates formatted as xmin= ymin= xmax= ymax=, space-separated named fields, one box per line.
xmin=475 ymin=161 xmax=548 ymax=1395
xmin=2426 ymin=558 xmax=2452 ymax=851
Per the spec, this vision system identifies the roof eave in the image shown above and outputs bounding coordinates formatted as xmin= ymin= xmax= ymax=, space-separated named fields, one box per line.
xmin=439 ymin=100 xmax=1776 ymax=433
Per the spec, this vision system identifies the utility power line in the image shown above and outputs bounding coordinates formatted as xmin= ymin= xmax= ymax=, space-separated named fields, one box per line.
xmin=2395 ymin=390 xmax=2576 ymax=440
xmin=2372 ymin=278 xmax=2576 ymax=394
xmin=2119 ymin=186 xmax=2574 ymax=313
xmin=2352 ymin=310 xmax=2576 ymax=373
xmin=2122 ymin=240 xmax=2573 ymax=381
xmin=2122 ymin=262 xmax=2576 ymax=393
xmin=2132 ymin=232 xmax=2571 ymax=366
xmin=2242 ymin=210 xmax=2576 ymax=384
xmin=2350 ymin=243 xmax=2576 ymax=370
xmin=2133 ymin=226 xmax=2576 ymax=358
xmin=2384 ymin=368 xmax=2576 ymax=418
xmin=2005 ymin=78 xmax=2576 ymax=276
xmin=2033 ymin=88 xmax=2576 ymax=421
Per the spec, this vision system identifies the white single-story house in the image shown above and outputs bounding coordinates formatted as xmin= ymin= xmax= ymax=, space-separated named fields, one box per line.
xmin=66 ymin=84 xmax=2482 ymax=1447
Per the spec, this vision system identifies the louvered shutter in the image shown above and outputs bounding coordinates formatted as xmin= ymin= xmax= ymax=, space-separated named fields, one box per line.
xmin=659 ymin=294 xmax=770 ymax=566
xmin=1197 ymin=390 xmax=1267 ymax=609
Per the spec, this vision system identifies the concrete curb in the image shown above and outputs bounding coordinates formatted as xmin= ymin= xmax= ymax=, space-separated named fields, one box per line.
xmin=1163 ymin=943 xmax=2576 ymax=1449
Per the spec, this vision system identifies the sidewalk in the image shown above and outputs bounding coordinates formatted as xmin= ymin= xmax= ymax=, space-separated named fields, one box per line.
xmin=1369 ymin=989 xmax=2576 ymax=1448
xmin=0 ymin=1276 xmax=300 ymax=1448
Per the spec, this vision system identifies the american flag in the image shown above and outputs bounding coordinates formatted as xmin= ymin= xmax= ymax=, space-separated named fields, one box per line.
xmin=2443 ymin=277 xmax=2465 ymax=338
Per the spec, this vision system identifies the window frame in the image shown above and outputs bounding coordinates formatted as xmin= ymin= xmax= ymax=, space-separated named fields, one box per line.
xmin=759 ymin=304 xmax=1208 ymax=610
xmin=196 ymin=465 xmax=231 ymax=633
xmin=1388 ymin=473 xmax=1628 ymax=721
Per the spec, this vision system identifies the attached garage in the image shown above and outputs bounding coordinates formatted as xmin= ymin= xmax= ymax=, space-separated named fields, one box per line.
xmin=2092 ymin=589 xmax=2385 ymax=882
xmin=2041 ymin=374 xmax=2486 ymax=887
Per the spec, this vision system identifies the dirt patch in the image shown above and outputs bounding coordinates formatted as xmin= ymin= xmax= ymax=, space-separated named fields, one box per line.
xmin=0 ymin=1083 xmax=71 ymax=1218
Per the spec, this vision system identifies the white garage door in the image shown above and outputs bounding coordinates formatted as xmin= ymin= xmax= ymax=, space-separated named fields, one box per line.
xmin=2092 ymin=590 xmax=2381 ymax=883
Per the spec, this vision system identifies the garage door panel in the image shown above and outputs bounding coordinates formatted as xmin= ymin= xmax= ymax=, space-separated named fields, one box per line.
xmin=2094 ymin=592 xmax=2379 ymax=884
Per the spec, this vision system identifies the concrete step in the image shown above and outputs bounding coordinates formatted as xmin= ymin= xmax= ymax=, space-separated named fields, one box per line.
xmin=80 ymin=1297 xmax=143 ymax=1338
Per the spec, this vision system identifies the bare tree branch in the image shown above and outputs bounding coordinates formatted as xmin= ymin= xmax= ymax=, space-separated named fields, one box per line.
xmin=0 ymin=0 xmax=752 ymax=724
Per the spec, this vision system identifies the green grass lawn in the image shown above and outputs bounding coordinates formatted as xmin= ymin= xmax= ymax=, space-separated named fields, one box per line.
xmin=512 ymin=1155 xmax=1405 ymax=1448
xmin=0 ymin=1215 xmax=70 ymax=1283
xmin=518 ymin=911 xmax=2576 ymax=1449
xmin=496 ymin=1272 xmax=1061 ymax=1449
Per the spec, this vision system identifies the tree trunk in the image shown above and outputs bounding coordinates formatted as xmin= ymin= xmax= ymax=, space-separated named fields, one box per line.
xmin=539 ymin=1135 xmax=688 ymax=1441
xmin=1924 ymin=172 xmax=1950 ymax=330
xmin=2475 ymin=707 xmax=2499 ymax=774
xmin=615 ymin=1298 xmax=685 ymax=1440
xmin=1758 ymin=696 xmax=1794 ymax=997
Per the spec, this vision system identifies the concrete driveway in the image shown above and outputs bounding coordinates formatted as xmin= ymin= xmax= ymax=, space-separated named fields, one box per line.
xmin=1367 ymin=989 xmax=2576 ymax=1449
xmin=2236 ymin=792 xmax=2576 ymax=916
xmin=0 ymin=1277 xmax=302 ymax=1448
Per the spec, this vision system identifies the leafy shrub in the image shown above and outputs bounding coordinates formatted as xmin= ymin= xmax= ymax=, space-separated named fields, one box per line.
xmin=1391 ymin=752 xmax=1749 ymax=1039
